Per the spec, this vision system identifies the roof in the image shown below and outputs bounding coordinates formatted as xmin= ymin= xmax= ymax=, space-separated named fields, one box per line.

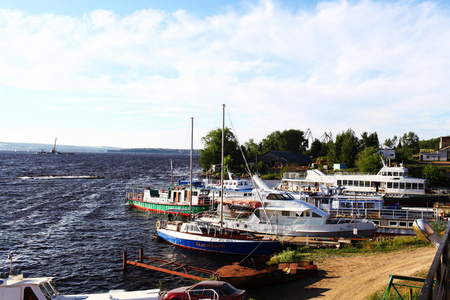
xmin=254 ymin=151 xmax=311 ymax=164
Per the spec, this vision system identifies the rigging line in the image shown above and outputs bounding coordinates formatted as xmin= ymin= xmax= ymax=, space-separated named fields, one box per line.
xmin=224 ymin=106 xmax=273 ymax=227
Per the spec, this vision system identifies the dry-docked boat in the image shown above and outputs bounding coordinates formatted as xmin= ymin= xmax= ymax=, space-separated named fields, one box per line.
xmin=279 ymin=159 xmax=426 ymax=197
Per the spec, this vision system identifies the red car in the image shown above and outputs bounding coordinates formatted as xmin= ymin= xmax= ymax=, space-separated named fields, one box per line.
xmin=163 ymin=280 xmax=249 ymax=300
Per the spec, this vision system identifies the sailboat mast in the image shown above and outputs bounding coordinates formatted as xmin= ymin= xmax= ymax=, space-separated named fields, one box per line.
xmin=189 ymin=117 xmax=194 ymax=219
xmin=220 ymin=104 xmax=225 ymax=228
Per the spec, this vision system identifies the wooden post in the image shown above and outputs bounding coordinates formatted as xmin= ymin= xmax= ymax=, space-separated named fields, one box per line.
xmin=139 ymin=248 xmax=144 ymax=263
xmin=123 ymin=252 xmax=128 ymax=271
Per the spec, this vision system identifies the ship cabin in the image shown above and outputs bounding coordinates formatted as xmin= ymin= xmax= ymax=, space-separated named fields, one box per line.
xmin=0 ymin=273 xmax=61 ymax=300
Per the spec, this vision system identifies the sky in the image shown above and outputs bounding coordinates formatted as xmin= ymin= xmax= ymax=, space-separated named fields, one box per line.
xmin=1 ymin=0 xmax=449 ymax=149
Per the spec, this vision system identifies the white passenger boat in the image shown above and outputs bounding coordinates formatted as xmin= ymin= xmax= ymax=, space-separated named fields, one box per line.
xmin=279 ymin=159 xmax=426 ymax=197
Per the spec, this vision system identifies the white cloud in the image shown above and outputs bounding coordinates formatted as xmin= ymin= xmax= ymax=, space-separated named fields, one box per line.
xmin=0 ymin=0 xmax=449 ymax=148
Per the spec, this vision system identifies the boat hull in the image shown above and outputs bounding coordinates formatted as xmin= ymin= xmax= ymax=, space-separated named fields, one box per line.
xmin=157 ymin=228 xmax=280 ymax=256
xmin=126 ymin=199 xmax=211 ymax=216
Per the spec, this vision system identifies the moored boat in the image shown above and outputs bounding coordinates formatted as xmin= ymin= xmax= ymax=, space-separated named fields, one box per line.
xmin=156 ymin=219 xmax=280 ymax=256
xmin=0 ymin=253 xmax=162 ymax=300
xmin=125 ymin=185 xmax=214 ymax=216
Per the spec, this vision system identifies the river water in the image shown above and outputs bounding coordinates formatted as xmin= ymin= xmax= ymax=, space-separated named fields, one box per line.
xmin=0 ymin=152 xmax=239 ymax=294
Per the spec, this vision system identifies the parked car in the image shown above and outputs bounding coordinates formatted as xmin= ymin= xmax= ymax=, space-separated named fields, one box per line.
xmin=163 ymin=280 xmax=249 ymax=300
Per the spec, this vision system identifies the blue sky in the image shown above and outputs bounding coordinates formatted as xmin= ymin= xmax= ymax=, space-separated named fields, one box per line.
xmin=1 ymin=0 xmax=449 ymax=149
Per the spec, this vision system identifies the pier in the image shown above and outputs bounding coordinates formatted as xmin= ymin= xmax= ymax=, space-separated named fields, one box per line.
xmin=123 ymin=248 xmax=214 ymax=281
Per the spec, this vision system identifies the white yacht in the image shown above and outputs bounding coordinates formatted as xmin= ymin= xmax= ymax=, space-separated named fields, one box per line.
xmin=279 ymin=159 xmax=426 ymax=197
xmin=200 ymin=176 xmax=377 ymax=238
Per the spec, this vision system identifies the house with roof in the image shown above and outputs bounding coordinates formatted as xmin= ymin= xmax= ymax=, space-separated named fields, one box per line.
xmin=419 ymin=136 xmax=450 ymax=162
xmin=251 ymin=150 xmax=311 ymax=169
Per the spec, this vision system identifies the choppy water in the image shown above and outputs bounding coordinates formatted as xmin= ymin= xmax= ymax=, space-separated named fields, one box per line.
xmin=0 ymin=152 xmax=237 ymax=294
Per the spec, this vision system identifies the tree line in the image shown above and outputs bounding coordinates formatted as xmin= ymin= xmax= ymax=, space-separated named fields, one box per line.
xmin=198 ymin=128 xmax=447 ymax=187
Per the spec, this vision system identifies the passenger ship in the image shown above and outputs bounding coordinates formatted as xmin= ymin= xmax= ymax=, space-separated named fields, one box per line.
xmin=279 ymin=160 xmax=426 ymax=197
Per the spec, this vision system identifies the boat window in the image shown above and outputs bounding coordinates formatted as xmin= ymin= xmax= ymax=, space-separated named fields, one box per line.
xmin=282 ymin=211 xmax=290 ymax=216
xmin=406 ymin=183 xmax=412 ymax=189
xmin=387 ymin=182 xmax=392 ymax=189
xmin=337 ymin=180 xmax=342 ymax=185
xmin=24 ymin=287 xmax=39 ymax=300
xmin=394 ymin=172 xmax=399 ymax=176
xmin=412 ymin=183 xmax=418 ymax=189
xmin=365 ymin=181 xmax=371 ymax=187
xmin=348 ymin=180 xmax=353 ymax=186
xmin=389 ymin=221 xmax=398 ymax=227
xmin=48 ymin=281 xmax=60 ymax=295
xmin=312 ymin=212 xmax=322 ymax=218
xmin=408 ymin=222 xmax=414 ymax=227
xmin=44 ymin=282 xmax=57 ymax=298
xmin=400 ymin=183 xmax=405 ymax=189
xmin=393 ymin=182 xmax=399 ymax=189
xmin=388 ymin=172 xmax=393 ymax=176
xmin=372 ymin=220 xmax=380 ymax=225
xmin=419 ymin=183 xmax=424 ymax=189
xmin=357 ymin=203 xmax=363 ymax=209
xmin=399 ymin=221 xmax=407 ymax=227
xmin=39 ymin=284 xmax=51 ymax=300
xmin=343 ymin=180 xmax=348 ymax=185
xmin=367 ymin=203 xmax=375 ymax=209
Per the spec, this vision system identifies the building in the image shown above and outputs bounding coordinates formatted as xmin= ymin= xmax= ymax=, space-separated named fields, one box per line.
xmin=420 ymin=136 xmax=450 ymax=162
xmin=378 ymin=145 xmax=396 ymax=160
xmin=252 ymin=151 xmax=311 ymax=169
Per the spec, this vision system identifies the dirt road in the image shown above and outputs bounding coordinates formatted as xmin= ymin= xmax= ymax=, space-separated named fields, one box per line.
xmin=247 ymin=246 xmax=436 ymax=300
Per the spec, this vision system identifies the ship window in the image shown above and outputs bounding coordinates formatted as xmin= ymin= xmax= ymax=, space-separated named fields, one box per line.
xmin=406 ymin=183 xmax=412 ymax=189
xmin=39 ymin=285 xmax=51 ymax=300
xmin=24 ymin=287 xmax=39 ymax=300
xmin=282 ymin=211 xmax=290 ymax=216
xmin=394 ymin=172 xmax=399 ymax=176
xmin=366 ymin=203 xmax=375 ymax=209
xmin=365 ymin=181 xmax=370 ymax=187
xmin=389 ymin=221 xmax=398 ymax=226
xmin=387 ymin=182 xmax=392 ymax=188
xmin=357 ymin=203 xmax=363 ymax=208
xmin=388 ymin=172 xmax=393 ymax=176
xmin=44 ymin=283 xmax=56 ymax=298
xmin=343 ymin=180 xmax=348 ymax=185
xmin=372 ymin=220 xmax=380 ymax=225
xmin=400 ymin=183 xmax=405 ymax=189
xmin=408 ymin=222 xmax=414 ymax=227
xmin=312 ymin=212 xmax=322 ymax=218
xmin=348 ymin=180 xmax=353 ymax=186
xmin=412 ymin=183 xmax=418 ymax=189
xmin=359 ymin=181 xmax=364 ymax=187
xmin=419 ymin=184 xmax=424 ymax=189
xmin=393 ymin=182 xmax=399 ymax=189
xmin=399 ymin=221 xmax=407 ymax=227
xmin=337 ymin=180 xmax=342 ymax=185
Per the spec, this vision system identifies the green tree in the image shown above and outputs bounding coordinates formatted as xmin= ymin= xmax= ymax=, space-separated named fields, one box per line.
xmin=356 ymin=146 xmax=383 ymax=173
xmin=198 ymin=127 xmax=243 ymax=172
xmin=328 ymin=129 xmax=360 ymax=168
xmin=396 ymin=132 xmax=420 ymax=161
xmin=242 ymin=138 xmax=261 ymax=160
xmin=422 ymin=164 xmax=445 ymax=187
xmin=260 ymin=129 xmax=307 ymax=153
xmin=309 ymin=139 xmax=323 ymax=158
xmin=360 ymin=132 xmax=379 ymax=150
xmin=384 ymin=136 xmax=398 ymax=148
xmin=419 ymin=138 xmax=440 ymax=150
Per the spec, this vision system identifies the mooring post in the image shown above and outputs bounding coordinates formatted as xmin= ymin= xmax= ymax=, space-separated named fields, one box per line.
xmin=139 ymin=248 xmax=143 ymax=263
xmin=123 ymin=252 xmax=128 ymax=271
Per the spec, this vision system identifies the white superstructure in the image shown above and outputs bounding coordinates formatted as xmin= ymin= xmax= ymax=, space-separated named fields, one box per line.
xmin=279 ymin=160 xmax=426 ymax=197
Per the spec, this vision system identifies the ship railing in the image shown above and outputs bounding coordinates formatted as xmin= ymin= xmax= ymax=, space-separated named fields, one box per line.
xmin=418 ymin=221 xmax=450 ymax=299
xmin=328 ymin=208 xmax=437 ymax=220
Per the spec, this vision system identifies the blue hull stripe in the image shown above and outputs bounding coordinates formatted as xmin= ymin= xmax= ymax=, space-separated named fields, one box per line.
xmin=157 ymin=229 xmax=279 ymax=256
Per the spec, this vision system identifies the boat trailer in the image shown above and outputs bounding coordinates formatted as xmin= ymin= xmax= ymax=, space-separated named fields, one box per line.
xmin=123 ymin=248 xmax=214 ymax=281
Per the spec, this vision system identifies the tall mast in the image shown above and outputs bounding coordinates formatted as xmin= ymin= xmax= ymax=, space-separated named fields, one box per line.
xmin=220 ymin=104 xmax=225 ymax=228
xmin=189 ymin=117 xmax=194 ymax=219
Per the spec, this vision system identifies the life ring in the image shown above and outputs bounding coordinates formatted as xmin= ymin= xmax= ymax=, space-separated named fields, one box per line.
xmin=156 ymin=221 xmax=161 ymax=229
xmin=217 ymin=181 xmax=221 ymax=186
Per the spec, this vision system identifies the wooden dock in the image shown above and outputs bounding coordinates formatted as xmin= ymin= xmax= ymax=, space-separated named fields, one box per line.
xmin=123 ymin=248 xmax=214 ymax=281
